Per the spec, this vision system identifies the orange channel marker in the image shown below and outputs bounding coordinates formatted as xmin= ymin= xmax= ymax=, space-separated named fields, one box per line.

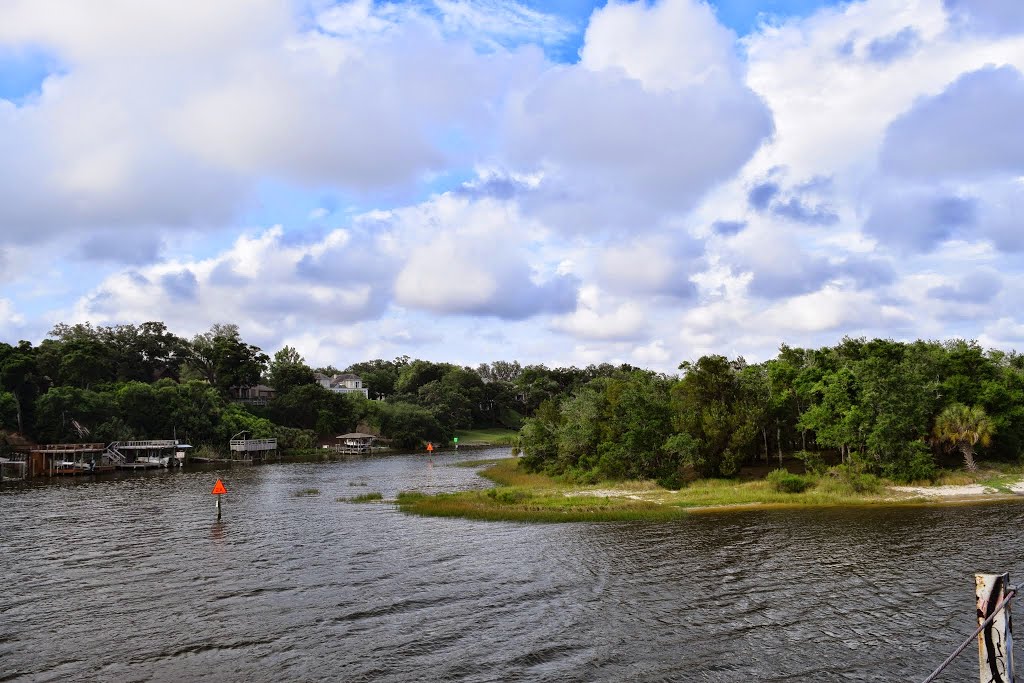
xmin=211 ymin=479 xmax=228 ymax=495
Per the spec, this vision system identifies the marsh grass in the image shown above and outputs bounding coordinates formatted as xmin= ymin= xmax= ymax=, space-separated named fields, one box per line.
xmin=294 ymin=488 xmax=320 ymax=497
xmin=452 ymin=428 xmax=519 ymax=446
xmin=930 ymin=462 xmax=1024 ymax=489
xmin=339 ymin=492 xmax=383 ymax=503
xmin=453 ymin=458 xmax=507 ymax=468
xmin=394 ymin=458 xmax=958 ymax=523
xmin=396 ymin=490 xmax=686 ymax=523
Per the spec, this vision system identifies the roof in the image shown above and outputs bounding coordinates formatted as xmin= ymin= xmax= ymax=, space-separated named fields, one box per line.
xmin=336 ymin=432 xmax=376 ymax=439
xmin=334 ymin=373 xmax=360 ymax=381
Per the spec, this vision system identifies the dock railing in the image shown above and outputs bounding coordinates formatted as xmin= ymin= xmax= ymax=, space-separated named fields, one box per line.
xmin=229 ymin=438 xmax=278 ymax=452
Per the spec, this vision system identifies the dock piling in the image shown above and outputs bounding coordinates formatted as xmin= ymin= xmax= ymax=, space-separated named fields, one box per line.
xmin=977 ymin=572 xmax=1015 ymax=683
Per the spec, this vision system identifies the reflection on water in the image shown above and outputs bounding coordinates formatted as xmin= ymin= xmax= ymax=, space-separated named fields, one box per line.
xmin=1 ymin=449 xmax=1022 ymax=682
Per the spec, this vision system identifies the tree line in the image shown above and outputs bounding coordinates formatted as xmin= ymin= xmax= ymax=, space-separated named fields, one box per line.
xmin=0 ymin=321 xmax=636 ymax=451
xmin=518 ymin=338 xmax=1024 ymax=484
xmin=3 ymin=324 xmax=1014 ymax=480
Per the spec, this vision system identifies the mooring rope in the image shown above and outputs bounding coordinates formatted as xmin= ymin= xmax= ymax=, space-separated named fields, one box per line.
xmin=920 ymin=587 xmax=1016 ymax=683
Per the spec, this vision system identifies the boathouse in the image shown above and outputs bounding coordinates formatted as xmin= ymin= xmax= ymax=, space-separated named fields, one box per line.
xmin=331 ymin=432 xmax=376 ymax=454
xmin=229 ymin=437 xmax=278 ymax=461
xmin=29 ymin=443 xmax=109 ymax=477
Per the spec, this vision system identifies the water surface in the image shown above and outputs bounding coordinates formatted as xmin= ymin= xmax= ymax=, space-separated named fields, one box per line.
xmin=2 ymin=449 xmax=1021 ymax=681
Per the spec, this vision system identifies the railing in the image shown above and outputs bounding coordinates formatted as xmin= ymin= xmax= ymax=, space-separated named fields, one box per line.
xmin=233 ymin=398 xmax=269 ymax=406
xmin=104 ymin=442 xmax=127 ymax=464
xmin=229 ymin=438 xmax=278 ymax=452
xmin=116 ymin=440 xmax=178 ymax=449
xmin=34 ymin=443 xmax=106 ymax=452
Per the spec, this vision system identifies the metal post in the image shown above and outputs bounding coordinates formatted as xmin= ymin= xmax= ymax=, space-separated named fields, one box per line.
xmin=977 ymin=572 xmax=1015 ymax=683
xmin=216 ymin=497 xmax=222 ymax=521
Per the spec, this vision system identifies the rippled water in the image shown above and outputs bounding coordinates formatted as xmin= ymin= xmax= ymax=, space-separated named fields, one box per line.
xmin=2 ymin=449 xmax=1023 ymax=682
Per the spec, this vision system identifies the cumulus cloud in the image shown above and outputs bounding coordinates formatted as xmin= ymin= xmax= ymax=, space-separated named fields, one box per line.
xmin=927 ymin=269 xmax=1002 ymax=303
xmin=551 ymin=286 xmax=648 ymax=342
xmin=880 ymin=65 xmax=1024 ymax=179
xmin=944 ymin=0 xmax=1024 ymax=36
xmin=77 ymin=231 xmax=164 ymax=265
xmin=504 ymin=0 xmax=774 ymax=232
xmin=392 ymin=196 xmax=578 ymax=319
xmin=865 ymin=27 xmax=921 ymax=63
xmin=594 ymin=235 xmax=701 ymax=299
xmin=864 ymin=186 xmax=977 ymax=251
xmin=0 ymin=0 xmax=542 ymax=246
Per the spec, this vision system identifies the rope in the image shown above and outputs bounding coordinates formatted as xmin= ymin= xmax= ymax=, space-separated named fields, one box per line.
xmin=920 ymin=587 xmax=1016 ymax=683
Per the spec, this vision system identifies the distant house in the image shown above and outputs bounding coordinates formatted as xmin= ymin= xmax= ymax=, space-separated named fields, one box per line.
xmin=314 ymin=373 xmax=369 ymax=398
xmin=231 ymin=384 xmax=277 ymax=405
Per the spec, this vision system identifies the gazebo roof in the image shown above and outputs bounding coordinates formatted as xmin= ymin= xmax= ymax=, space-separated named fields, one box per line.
xmin=336 ymin=432 xmax=375 ymax=439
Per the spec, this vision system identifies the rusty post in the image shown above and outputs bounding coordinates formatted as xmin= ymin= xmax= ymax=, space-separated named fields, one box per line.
xmin=977 ymin=572 xmax=1015 ymax=683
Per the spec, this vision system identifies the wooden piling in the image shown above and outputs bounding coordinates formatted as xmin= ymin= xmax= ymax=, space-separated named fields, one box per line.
xmin=976 ymin=572 xmax=1015 ymax=683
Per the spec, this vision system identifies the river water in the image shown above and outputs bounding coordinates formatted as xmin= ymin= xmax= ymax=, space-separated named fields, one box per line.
xmin=2 ymin=448 xmax=1022 ymax=682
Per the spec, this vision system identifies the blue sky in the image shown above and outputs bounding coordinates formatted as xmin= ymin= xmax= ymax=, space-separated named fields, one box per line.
xmin=1 ymin=0 xmax=1023 ymax=371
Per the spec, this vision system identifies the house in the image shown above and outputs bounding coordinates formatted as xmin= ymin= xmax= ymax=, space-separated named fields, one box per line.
xmin=314 ymin=373 xmax=369 ymax=398
xmin=231 ymin=384 xmax=277 ymax=405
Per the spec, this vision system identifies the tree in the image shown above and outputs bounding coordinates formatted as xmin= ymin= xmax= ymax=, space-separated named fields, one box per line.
xmin=0 ymin=341 xmax=41 ymax=433
xmin=186 ymin=324 xmax=268 ymax=394
xmin=933 ymin=403 xmax=994 ymax=471
xmin=267 ymin=346 xmax=316 ymax=394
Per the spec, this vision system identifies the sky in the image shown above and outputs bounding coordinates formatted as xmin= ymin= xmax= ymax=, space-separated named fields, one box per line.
xmin=1 ymin=0 xmax=1023 ymax=372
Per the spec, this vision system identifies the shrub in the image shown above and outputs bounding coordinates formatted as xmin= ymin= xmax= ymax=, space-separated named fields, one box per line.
xmin=881 ymin=440 xmax=936 ymax=483
xmin=766 ymin=468 xmax=810 ymax=493
xmin=795 ymin=450 xmax=827 ymax=475
xmin=825 ymin=464 xmax=882 ymax=494
xmin=485 ymin=488 xmax=534 ymax=504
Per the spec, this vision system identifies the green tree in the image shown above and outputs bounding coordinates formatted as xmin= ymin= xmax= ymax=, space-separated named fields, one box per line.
xmin=186 ymin=324 xmax=268 ymax=395
xmin=0 ymin=341 xmax=41 ymax=434
xmin=267 ymin=346 xmax=316 ymax=394
xmin=933 ymin=403 xmax=994 ymax=471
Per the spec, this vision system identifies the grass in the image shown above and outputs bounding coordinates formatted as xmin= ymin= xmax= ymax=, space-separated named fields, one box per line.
xmin=294 ymin=487 xmax=320 ymax=497
xmin=394 ymin=458 xmax=1024 ymax=524
xmin=339 ymin=492 xmax=383 ymax=503
xmin=396 ymin=490 xmax=686 ymax=523
xmin=929 ymin=461 xmax=1024 ymax=491
xmin=452 ymin=458 xmax=507 ymax=468
xmin=452 ymin=427 xmax=519 ymax=446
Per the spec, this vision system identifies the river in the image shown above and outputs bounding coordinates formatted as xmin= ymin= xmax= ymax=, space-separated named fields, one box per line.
xmin=1 ymin=448 xmax=1021 ymax=682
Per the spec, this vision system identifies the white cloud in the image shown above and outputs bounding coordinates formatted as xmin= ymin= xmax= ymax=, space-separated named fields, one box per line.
xmin=551 ymin=286 xmax=647 ymax=341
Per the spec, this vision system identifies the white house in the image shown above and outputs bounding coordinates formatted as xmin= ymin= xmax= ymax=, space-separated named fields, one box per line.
xmin=315 ymin=372 xmax=369 ymax=398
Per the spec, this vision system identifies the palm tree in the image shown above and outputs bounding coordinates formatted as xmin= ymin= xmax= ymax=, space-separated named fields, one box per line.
xmin=932 ymin=403 xmax=994 ymax=472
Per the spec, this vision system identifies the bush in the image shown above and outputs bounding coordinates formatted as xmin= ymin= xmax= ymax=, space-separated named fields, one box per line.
xmin=881 ymin=440 xmax=936 ymax=483
xmin=485 ymin=488 xmax=534 ymax=504
xmin=766 ymin=468 xmax=810 ymax=493
xmin=795 ymin=450 xmax=827 ymax=475
xmin=825 ymin=464 xmax=882 ymax=494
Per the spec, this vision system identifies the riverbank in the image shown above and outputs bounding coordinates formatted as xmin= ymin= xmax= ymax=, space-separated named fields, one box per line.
xmin=396 ymin=458 xmax=1024 ymax=522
